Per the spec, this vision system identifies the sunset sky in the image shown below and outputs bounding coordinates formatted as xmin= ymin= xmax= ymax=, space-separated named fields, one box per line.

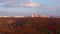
xmin=0 ymin=0 xmax=60 ymax=16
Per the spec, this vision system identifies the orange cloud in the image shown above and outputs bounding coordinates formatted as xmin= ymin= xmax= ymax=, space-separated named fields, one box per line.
xmin=20 ymin=0 xmax=39 ymax=7
xmin=3 ymin=0 xmax=39 ymax=8
xmin=20 ymin=3 xmax=39 ymax=7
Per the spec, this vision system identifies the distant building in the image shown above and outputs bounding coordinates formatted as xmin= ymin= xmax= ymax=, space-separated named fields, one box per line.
xmin=14 ymin=16 xmax=25 ymax=18
xmin=50 ymin=16 xmax=60 ymax=18
xmin=40 ymin=15 xmax=50 ymax=18
xmin=31 ymin=14 xmax=50 ymax=18
xmin=31 ymin=14 xmax=40 ymax=17
xmin=2 ymin=16 xmax=11 ymax=17
xmin=0 ymin=16 xmax=2 ymax=17
xmin=0 ymin=16 xmax=25 ymax=18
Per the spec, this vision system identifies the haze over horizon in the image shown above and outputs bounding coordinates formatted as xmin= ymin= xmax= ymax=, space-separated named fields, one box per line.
xmin=0 ymin=0 xmax=60 ymax=16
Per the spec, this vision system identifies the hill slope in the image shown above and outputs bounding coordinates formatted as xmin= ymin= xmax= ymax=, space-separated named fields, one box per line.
xmin=0 ymin=17 xmax=60 ymax=34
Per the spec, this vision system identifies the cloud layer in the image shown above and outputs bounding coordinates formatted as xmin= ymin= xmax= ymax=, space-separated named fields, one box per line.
xmin=0 ymin=0 xmax=39 ymax=8
xmin=0 ymin=0 xmax=60 ymax=16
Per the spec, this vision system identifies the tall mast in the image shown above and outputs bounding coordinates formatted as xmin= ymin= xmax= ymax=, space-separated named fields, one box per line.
xmin=28 ymin=0 xmax=38 ymax=15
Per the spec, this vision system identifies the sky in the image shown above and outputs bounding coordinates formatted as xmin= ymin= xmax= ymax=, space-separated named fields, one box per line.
xmin=0 ymin=0 xmax=60 ymax=16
